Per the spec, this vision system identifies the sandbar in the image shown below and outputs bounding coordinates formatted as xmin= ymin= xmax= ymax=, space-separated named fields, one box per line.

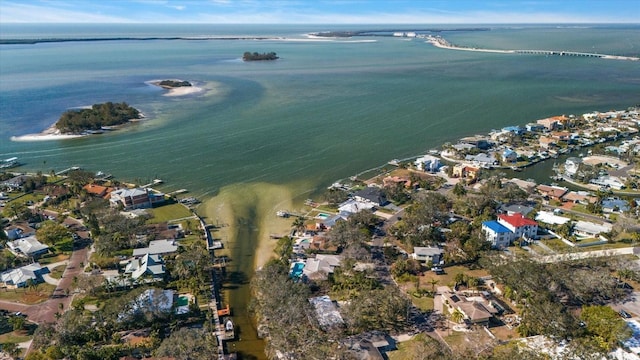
xmin=147 ymin=80 xmax=205 ymax=97
xmin=11 ymin=123 xmax=85 ymax=142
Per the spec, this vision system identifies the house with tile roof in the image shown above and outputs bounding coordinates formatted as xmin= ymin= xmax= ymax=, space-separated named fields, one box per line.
xmin=83 ymin=184 xmax=113 ymax=198
xmin=497 ymin=213 xmax=538 ymax=241
xmin=109 ymin=187 xmax=165 ymax=210
xmin=441 ymin=290 xmax=498 ymax=326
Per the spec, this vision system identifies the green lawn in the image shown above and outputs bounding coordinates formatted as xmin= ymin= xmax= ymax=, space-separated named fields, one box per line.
xmin=411 ymin=295 xmax=434 ymax=312
xmin=0 ymin=284 xmax=56 ymax=304
xmin=48 ymin=265 xmax=66 ymax=279
xmin=420 ymin=265 xmax=490 ymax=289
xmin=146 ymin=203 xmax=194 ymax=223
xmin=38 ymin=253 xmax=70 ymax=265
xmin=576 ymin=242 xmax=634 ymax=252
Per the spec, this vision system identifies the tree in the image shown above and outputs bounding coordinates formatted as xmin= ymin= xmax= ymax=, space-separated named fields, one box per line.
xmin=1 ymin=342 xmax=20 ymax=358
xmin=451 ymin=308 xmax=465 ymax=323
xmin=429 ymin=278 xmax=439 ymax=292
xmin=9 ymin=315 xmax=25 ymax=331
xmin=36 ymin=220 xmax=71 ymax=246
xmin=581 ymin=305 xmax=632 ymax=352
xmin=452 ymin=182 xmax=467 ymax=197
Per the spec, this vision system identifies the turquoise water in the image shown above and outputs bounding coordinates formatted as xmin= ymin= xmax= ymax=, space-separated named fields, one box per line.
xmin=290 ymin=262 xmax=305 ymax=278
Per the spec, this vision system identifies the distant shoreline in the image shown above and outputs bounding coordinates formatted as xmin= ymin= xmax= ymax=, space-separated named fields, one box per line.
xmin=148 ymin=80 xmax=204 ymax=97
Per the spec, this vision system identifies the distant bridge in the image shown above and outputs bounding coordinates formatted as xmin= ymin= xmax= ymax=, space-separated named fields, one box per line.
xmin=515 ymin=49 xmax=607 ymax=58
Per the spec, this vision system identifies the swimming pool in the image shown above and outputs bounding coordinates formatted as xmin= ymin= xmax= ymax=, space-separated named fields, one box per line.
xmin=290 ymin=262 xmax=305 ymax=278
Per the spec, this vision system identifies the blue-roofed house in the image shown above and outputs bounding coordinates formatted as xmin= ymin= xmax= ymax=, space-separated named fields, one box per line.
xmin=601 ymin=198 xmax=630 ymax=213
xmin=481 ymin=221 xmax=513 ymax=248
xmin=502 ymin=149 xmax=518 ymax=163
xmin=502 ymin=126 xmax=523 ymax=135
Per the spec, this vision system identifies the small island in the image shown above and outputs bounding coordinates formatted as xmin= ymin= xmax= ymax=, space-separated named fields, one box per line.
xmin=156 ymin=79 xmax=192 ymax=88
xmin=243 ymin=51 xmax=279 ymax=61
xmin=55 ymin=102 xmax=142 ymax=134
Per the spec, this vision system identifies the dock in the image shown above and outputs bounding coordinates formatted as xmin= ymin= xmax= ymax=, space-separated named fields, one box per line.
xmin=55 ymin=166 xmax=80 ymax=176
xmin=169 ymin=189 xmax=188 ymax=196
xmin=141 ymin=179 xmax=163 ymax=188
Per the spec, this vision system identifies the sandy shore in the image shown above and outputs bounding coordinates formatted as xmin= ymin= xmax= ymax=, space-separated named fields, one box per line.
xmin=10 ymin=123 xmax=85 ymax=142
xmin=200 ymin=182 xmax=301 ymax=270
xmin=147 ymin=80 xmax=205 ymax=97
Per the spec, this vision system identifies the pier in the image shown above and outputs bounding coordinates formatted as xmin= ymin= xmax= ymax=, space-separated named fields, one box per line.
xmin=55 ymin=166 xmax=80 ymax=176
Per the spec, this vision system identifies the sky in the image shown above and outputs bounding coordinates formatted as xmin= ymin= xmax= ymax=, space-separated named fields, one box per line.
xmin=0 ymin=0 xmax=638 ymax=24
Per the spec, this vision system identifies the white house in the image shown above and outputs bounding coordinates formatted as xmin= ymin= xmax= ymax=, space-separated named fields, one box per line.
xmin=6 ymin=236 xmax=49 ymax=258
xmin=1 ymin=263 xmax=49 ymax=288
xmin=124 ymin=253 xmax=166 ymax=281
xmin=482 ymin=212 xmax=538 ymax=248
xmin=573 ymin=221 xmax=612 ymax=238
xmin=414 ymin=155 xmax=441 ymax=172
xmin=132 ymin=239 xmax=179 ymax=257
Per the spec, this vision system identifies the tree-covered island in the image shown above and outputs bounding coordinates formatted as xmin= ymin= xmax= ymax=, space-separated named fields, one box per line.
xmin=55 ymin=102 xmax=142 ymax=134
xmin=242 ymin=51 xmax=279 ymax=61
xmin=156 ymin=80 xmax=192 ymax=88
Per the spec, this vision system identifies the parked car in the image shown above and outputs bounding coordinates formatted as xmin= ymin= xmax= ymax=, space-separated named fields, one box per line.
xmin=620 ymin=310 xmax=631 ymax=319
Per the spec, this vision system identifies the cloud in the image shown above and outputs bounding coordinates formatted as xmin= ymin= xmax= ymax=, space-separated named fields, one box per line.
xmin=0 ymin=2 xmax=130 ymax=23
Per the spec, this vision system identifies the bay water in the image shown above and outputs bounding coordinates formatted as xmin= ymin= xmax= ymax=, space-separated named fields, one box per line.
xmin=1 ymin=24 xmax=639 ymax=358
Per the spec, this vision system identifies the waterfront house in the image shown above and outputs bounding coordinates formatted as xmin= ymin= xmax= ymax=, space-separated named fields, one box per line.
xmin=536 ymin=184 xmax=568 ymax=201
xmin=411 ymin=246 xmax=444 ymax=266
xmin=338 ymin=198 xmax=375 ymax=214
xmin=538 ymin=136 xmax=556 ymax=149
xmin=526 ymin=123 xmax=545 ymax=132
xmin=1 ymin=263 xmax=49 ymax=288
xmin=353 ymin=187 xmax=388 ymax=207
xmin=564 ymin=157 xmax=582 ymax=178
xmin=382 ymin=176 xmax=413 ymax=189
xmin=1 ymin=175 xmax=30 ymax=191
xmin=561 ymin=191 xmax=597 ymax=205
xmin=464 ymin=153 xmax=498 ymax=168
xmin=414 ymin=155 xmax=441 ymax=172
xmin=109 ymin=187 xmax=165 ymax=210
xmin=303 ymin=254 xmax=342 ymax=280
xmin=590 ymin=176 xmax=625 ymax=190
xmin=502 ymin=149 xmax=518 ymax=163
xmin=6 ymin=235 xmax=49 ymax=258
xmin=132 ymin=239 xmax=179 ymax=257
xmin=83 ymin=184 xmax=113 ymax=198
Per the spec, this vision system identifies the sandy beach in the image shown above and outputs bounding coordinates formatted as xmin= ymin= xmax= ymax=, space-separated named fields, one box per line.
xmin=10 ymin=123 xmax=85 ymax=142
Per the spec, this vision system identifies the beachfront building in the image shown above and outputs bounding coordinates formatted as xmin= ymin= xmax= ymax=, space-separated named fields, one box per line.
xmin=452 ymin=164 xmax=480 ymax=182
xmin=414 ymin=155 xmax=441 ymax=172
xmin=109 ymin=187 xmax=165 ymax=210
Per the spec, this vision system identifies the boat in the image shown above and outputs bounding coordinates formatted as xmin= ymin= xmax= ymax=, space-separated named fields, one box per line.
xmin=0 ymin=157 xmax=20 ymax=169
xmin=510 ymin=166 xmax=522 ymax=172
xmin=276 ymin=210 xmax=290 ymax=218
xmin=223 ymin=317 xmax=235 ymax=341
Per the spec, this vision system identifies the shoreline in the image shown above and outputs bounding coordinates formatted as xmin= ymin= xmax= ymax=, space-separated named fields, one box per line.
xmin=10 ymin=123 xmax=85 ymax=142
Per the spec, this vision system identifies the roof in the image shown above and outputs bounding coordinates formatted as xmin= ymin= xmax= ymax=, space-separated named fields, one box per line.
xmin=83 ymin=184 xmax=111 ymax=196
xmin=535 ymin=211 xmax=571 ymax=225
xmin=413 ymin=247 xmax=444 ymax=257
xmin=457 ymin=302 xmax=493 ymax=322
xmin=7 ymin=236 xmax=49 ymax=256
xmin=353 ymin=187 xmax=387 ymax=205
xmin=1 ymin=263 xmax=48 ymax=286
xmin=309 ymin=295 xmax=344 ymax=329
xmin=112 ymin=188 xmax=148 ymax=198
xmin=132 ymin=239 xmax=179 ymax=256
xmin=499 ymin=203 xmax=534 ymax=216
xmin=482 ymin=220 xmax=511 ymax=234
xmin=536 ymin=184 xmax=568 ymax=198
xmin=126 ymin=254 xmax=165 ymax=280
xmin=574 ymin=221 xmax=613 ymax=236
xmin=498 ymin=213 xmax=537 ymax=228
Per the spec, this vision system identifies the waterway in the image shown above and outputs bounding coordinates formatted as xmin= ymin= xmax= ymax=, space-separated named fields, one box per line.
xmin=1 ymin=24 xmax=640 ymax=358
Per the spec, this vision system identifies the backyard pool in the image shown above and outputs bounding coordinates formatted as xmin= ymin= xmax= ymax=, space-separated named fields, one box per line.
xmin=290 ymin=262 xmax=305 ymax=278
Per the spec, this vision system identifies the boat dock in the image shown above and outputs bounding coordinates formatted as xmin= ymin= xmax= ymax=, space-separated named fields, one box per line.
xmin=55 ymin=166 xmax=80 ymax=176
xmin=141 ymin=179 xmax=163 ymax=188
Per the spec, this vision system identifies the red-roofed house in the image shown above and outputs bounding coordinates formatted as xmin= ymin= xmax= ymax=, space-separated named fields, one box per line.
xmin=83 ymin=184 xmax=113 ymax=198
xmin=497 ymin=213 xmax=538 ymax=240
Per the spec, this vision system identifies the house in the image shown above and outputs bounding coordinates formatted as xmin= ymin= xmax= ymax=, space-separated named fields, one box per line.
xmin=6 ymin=235 xmax=49 ymax=258
xmin=601 ymin=198 xmax=630 ymax=213
xmin=353 ymin=187 xmax=388 ymax=207
xmin=561 ymin=191 xmax=597 ymax=205
xmin=411 ymin=247 xmax=444 ymax=266
xmin=497 ymin=213 xmax=538 ymax=241
xmin=1 ymin=175 xmax=30 ymax=191
xmin=83 ymin=184 xmax=112 ymax=197
xmin=537 ymin=115 xmax=569 ymax=131
xmin=3 ymin=222 xmax=36 ymax=240
xmin=536 ymin=184 xmax=568 ymax=201
xmin=525 ymin=123 xmax=545 ymax=132
xmin=124 ymin=253 xmax=166 ymax=281
xmin=590 ymin=176 xmax=625 ymax=190
xmin=344 ymin=331 xmax=395 ymax=360
xmin=464 ymin=153 xmax=498 ymax=168
xmin=132 ymin=239 xmax=179 ymax=257
xmin=535 ymin=211 xmax=571 ymax=226
xmin=459 ymin=136 xmax=492 ymax=150
xmin=502 ymin=148 xmax=518 ymax=163
xmin=441 ymin=290 xmax=498 ymax=326
xmin=309 ymin=295 xmax=344 ymax=330
xmin=338 ymin=199 xmax=375 ymax=214
xmin=303 ymin=254 xmax=342 ymax=280
xmin=452 ymin=164 xmax=480 ymax=181
xmin=1 ymin=263 xmax=49 ymax=288
xmin=382 ymin=176 xmax=413 ymax=189
xmin=498 ymin=203 xmax=535 ymax=217
xmin=573 ymin=221 xmax=612 ymax=238
xmin=414 ymin=155 xmax=441 ymax=172
xmin=538 ymin=136 xmax=556 ymax=149
xmin=481 ymin=221 xmax=513 ymax=248
xmin=550 ymin=131 xmax=572 ymax=142
xmin=109 ymin=188 xmax=165 ymax=210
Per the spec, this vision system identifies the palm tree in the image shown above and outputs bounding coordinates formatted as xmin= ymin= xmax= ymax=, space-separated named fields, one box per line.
xmin=429 ymin=279 xmax=439 ymax=292
xmin=451 ymin=308 xmax=465 ymax=324
xmin=292 ymin=216 xmax=306 ymax=234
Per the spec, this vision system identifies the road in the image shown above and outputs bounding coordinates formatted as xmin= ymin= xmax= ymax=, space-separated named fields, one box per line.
xmin=0 ymin=245 xmax=90 ymax=323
